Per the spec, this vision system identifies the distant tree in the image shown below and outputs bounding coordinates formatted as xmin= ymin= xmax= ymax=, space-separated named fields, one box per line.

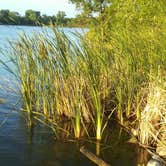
xmin=71 ymin=14 xmax=90 ymax=26
xmin=25 ymin=10 xmax=41 ymax=25
xmin=50 ymin=16 xmax=56 ymax=24
xmin=0 ymin=10 xmax=10 ymax=24
xmin=8 ymin=11 xmax=21 ymax=24
xmin=41 ymin=14 xmax=49 ymax=25
xmin=0 ymin=9 xmax=86 ymax=27
xmin=56 ymin=11 xmax=67 ymax=25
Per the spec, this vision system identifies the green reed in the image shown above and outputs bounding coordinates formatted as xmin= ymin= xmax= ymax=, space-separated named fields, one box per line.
xmin=1 ymin=6 xmax=166 ymax=142
xmin=0 ymin=1 xmax=165 ymax=161
xmin=0 ymin=29 xmax=110 ymax=140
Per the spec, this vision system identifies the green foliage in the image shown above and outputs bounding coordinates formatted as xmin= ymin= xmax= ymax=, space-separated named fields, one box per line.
xmin=69 ymin=0 xmax=112 ymax=16
xmin=0 ymin=9 xmax=42 ymax=25
xmin=25 ymin=10 xmax=41 ymax=25
xmin=0 ymin=9 xmax=88 ymax=27
xmin=56 ymin=11 xmax=66 ymax=25
xmin=9 ymin=12 xmax=21 ymax=24
xmin=0 ymin=10 xmax=10 ymax=24
xmin=86 ymin=0 xmax=166 ymax=125
xmin=1 ymin=0 xmax=166 ymax=154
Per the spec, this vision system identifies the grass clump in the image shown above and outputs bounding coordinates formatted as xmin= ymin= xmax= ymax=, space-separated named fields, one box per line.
xmin=2 ymin=29 xmax=113 ymax=140
xmin=85 ymin=0 xmax=166 ymax=158
xmin=0 ymin=0 xmax=166 ymax=160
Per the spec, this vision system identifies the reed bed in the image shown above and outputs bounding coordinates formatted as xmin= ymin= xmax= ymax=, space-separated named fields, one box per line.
xmin=2 ymin=27 xmax=166 ymax=140
xmin=1 ymin=29 xmax=114 ymax=140
xmin=1 ymin=0 xmax=166 ymax=161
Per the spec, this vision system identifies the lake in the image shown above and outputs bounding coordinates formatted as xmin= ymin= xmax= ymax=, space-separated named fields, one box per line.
xmin=0 ymin=25 xmax=147 ymax=166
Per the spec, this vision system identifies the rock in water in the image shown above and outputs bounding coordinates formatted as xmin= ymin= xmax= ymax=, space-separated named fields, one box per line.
xmin=147 ymin=158 xmax=162 ymax=166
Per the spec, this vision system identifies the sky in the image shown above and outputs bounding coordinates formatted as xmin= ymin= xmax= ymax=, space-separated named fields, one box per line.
xmin=0 ymin=0 xmax=77 ymax=17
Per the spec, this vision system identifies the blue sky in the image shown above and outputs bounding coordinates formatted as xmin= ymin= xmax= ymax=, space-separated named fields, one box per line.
xmin=0 ymin=0 xmax=77 ymax=17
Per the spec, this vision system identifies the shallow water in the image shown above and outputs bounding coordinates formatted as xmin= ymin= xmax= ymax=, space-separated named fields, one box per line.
xmin=0 ymin=25 xmax=148 ymax=166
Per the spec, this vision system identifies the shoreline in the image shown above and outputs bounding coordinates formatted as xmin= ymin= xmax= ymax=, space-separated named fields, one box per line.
xmin=0 ymin=24 xmax=88 ymax=28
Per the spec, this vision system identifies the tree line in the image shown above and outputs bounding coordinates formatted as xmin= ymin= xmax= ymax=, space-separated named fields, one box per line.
xmin=0 ymin=9 xmax=89 ymax=27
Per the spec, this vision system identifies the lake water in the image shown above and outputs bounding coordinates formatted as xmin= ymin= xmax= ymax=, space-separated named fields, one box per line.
xmin=0 ymin=25 xmax=147 ymax=166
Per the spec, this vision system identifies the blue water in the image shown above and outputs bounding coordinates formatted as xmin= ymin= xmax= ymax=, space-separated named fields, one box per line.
xmin=0 ymin=25 xmax=145 ymax=166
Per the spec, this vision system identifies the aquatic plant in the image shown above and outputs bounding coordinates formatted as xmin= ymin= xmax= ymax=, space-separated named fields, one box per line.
xmin=0 ymin=2 xmax=166 ymax=161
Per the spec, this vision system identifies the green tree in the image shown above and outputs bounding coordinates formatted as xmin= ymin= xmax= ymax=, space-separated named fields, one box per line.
xmin=0 ymin=8 xmax=86 ymax=27
xmin=41 ymin=14 xmax=50 ymax=25
xmin=9 ymin=11 xmax=21 ymax=24
xmin=56 ymin=11 xmax=67 ymax=25
xmin=0 ymin=10 xmax=10 ymax=24
xmin=69 ymin=0 xmax=111 ymax=16
xmin=25 ymin=10 xmax=41 ymax=25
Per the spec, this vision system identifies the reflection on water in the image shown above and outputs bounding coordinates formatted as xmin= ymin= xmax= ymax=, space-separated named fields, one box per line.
xmin=0 ymin=107 xmax=95 ymax=166
xmin=0 ymin=109 xmax=149 ymax=166
xmin=0 ymin=25 xmax=149 ymax=166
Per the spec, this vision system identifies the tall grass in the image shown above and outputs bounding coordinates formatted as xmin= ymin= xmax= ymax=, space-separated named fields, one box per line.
xmin=1 ymin=0 xmax=166 ymax=159
xmin=84 ymin=0 xmax=166 ymax=158
xmin=2 ymin=25 xmax=166 ymax=140
xmin=1 ymin=29 xmax=112 ymax=140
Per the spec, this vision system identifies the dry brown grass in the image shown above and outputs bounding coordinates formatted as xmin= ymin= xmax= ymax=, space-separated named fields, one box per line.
xmin=138 ymin=73 xmax=166 ymax=158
